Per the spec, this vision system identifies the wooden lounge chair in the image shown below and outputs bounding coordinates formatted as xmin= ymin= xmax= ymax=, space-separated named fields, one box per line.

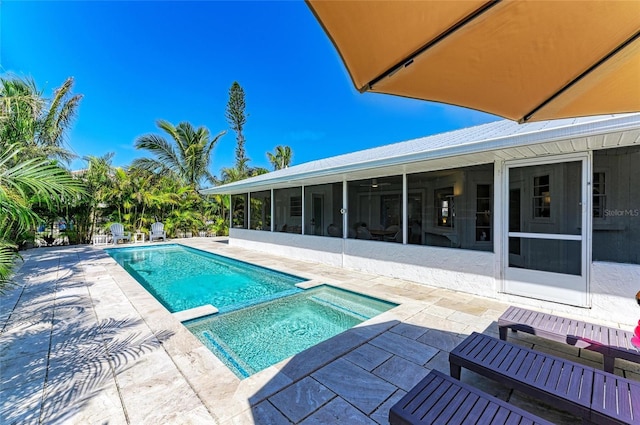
xmin=149 ymin=222 xmax=166 ymax=242
xmin=498 ymin=306 xmax=640 ymax=373
xmin=450 ymin=332 xmax=640 ymax=424
xmin=110 ymin=223 xmax=131 ymax=245
xmin=389 ymin=369 xmax=553 ymax=425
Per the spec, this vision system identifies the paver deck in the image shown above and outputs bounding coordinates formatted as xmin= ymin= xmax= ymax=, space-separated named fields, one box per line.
xmin=1 ymin=238 xmax=638 ymax=424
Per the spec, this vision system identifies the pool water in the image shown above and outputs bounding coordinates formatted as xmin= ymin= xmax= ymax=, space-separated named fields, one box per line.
xmin=186 ymin=285 xmax=397 ymax=378
xmin=107 ymin=244 xmax=305 ymax=313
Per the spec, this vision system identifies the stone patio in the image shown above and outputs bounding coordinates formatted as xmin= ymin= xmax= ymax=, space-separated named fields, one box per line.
xmin=1 ymin=238 xmax=638 ymax=424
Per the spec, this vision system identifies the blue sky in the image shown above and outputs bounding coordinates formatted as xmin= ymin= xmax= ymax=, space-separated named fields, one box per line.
xmin=3 ymin=1 xmax=498 ymax=178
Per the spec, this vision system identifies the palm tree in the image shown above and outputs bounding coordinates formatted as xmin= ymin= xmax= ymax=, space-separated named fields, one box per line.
xmin=0 ymin=74 xmax=83 ymax=292
xmin=133 ymin=120 xmax=225 ymax=191
xmin=107 ymin=167 xmax=131 ymax=225
xmin=128 ymin=167 xmax=155 ymax=231
xmin=74 ymin=153 xmax=114 ymax=240
xmin=148 ymin=176 xmax=182 ymax=223
xmin=0 ymin=77 xmax=41 ymax=149
xmin=267 ymin=145 xmax=293 ymax=170
xmin=0 ymin=75 xmax=82 ymax=164
xmin=38 ymin=77 xmax=82 ymax=160
xmin=0 ymin=143 xmax=84 ymax=291
xmin=219 ymin=158 xmax=269 ymax=185
xmin=219 ymin=162 xmax=249 ymax=183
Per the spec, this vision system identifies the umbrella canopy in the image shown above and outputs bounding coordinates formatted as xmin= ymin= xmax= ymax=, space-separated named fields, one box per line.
xmin=307 ymin=0 xmax=640 ymax=123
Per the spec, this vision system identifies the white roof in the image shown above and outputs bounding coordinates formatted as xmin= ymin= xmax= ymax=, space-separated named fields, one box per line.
xmin=201 ymin=114 xmax=640 ymax=195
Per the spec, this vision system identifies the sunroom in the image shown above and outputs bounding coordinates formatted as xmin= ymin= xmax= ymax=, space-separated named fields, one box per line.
xmin=201 ymin=114 xmax=640 ymax=325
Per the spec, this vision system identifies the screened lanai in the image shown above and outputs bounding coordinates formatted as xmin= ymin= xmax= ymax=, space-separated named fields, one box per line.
xmin=201 ymin=114 xmax=640 ymax=325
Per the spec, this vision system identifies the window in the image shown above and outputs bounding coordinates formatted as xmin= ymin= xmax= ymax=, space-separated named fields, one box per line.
xmin=476 ymin=184 xmax=491 ymax=242
xmin=231 ymin=194 xmax=247 ymax=229
xmin=407 ymin=163 xmax=493 ymax=251
xmin=304 ymin=183 xmax=344 ymax=237
xmin=592 ymin=146 xmax=640 ymax=264
xmin=533 ymin=175 xmax=550 ymax=218
xmin=593 ymin=172 xmax=606 ymax=219
xmin=290 ymin=196 xmax=302 ymax=217
xmin=435 ymin=188 xmax=454 ymax=227
xmin=347 ymin=175 xmax=403 ymax=241
xmin=509 ymin=162 xmax=582 ymax=275
xmin=274 ymin=187 xmax=302 ymax=234
xmin=380 ymin=194 xmax=401 ymax=228
xmin=250 ymin=190 xmax=271 ymax=231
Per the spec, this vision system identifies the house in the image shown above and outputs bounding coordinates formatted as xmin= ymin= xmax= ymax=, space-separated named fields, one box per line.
xmin=201 ymin=114 xmax=640 ymax=326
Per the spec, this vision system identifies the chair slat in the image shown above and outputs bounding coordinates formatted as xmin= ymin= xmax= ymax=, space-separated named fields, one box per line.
xmin=389 ymin=370 xmax=554 ymax=425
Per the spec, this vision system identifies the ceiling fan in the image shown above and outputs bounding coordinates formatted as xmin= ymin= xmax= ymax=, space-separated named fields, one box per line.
xmin=359 ymin=178 xmax=391 ymax=188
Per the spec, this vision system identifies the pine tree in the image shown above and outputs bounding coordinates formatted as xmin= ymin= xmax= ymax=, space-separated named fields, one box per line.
xmin=225 ymin=82 xmax=248 ymax=171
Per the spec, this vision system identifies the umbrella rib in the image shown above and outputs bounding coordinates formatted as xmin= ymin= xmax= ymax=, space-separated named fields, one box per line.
xmin=365 ymin=0 xmax=501 ymax=93
xmin=522 ymin=30 xmax=640 ymax=123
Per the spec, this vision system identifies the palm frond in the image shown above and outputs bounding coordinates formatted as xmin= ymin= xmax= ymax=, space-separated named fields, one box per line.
xmin=51 ymin=93 xmax=83 ymax=146
xmin=131 ymin=158 xmax=180 ymax=181
xmin=205 ymin=130 xmax=225 ymax=159
xmin=1 ymin=154 xmax=84 ymax=202
xmin=40 ymin=77 xmax=73 ymax=143
xmin=0 ymin=242 xmax=20 ymax=293
xmin=0 ymin=194 xmax=41 ymax=234
xmin=30 ymin=77 xmax=82 ymax=162
xmin=134 ymin=134 xmax=181 ymax=174
xmin=156 ymin=119 xmax=182 ymax=150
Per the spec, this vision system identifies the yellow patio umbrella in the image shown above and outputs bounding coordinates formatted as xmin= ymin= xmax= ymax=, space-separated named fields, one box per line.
xmin=306 ymin=0 xmax=640 ymax=123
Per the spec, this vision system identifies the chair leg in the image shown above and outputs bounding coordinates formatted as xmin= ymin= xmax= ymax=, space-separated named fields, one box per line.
xmin=499 ymin=326 xmax=508 ymax=341
xmin=603 ymin=355 xmax=615 ymax=374
xmin=450 ymin=362 xmax=462 ymax=380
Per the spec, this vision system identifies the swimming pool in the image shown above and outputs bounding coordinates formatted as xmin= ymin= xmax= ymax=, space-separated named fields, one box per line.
xmin=186 ymin=285 xmax=396 ymax=378
xmin=107 ymin=244 xmax=305 ymax=313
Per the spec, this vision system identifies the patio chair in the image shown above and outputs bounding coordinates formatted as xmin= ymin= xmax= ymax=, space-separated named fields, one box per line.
xmin=149 ymin=222 xmax=166 ymax=242
xmin=384 ymin=225 xmax=401 ymax=242
xmin=110 ymin=223 xmax=131 ymax=245
xmin=498 ymin=305 xmax=640 ymax=373
xmin=327 ymin=224 xmax=342 ymax=237
xmin=356 ymin=225 xmax=372 ymax=240
xmin=390 ymin=370 xmax=553 ymax=425
xmin=450 ymin=332 xmax=640 ymax=424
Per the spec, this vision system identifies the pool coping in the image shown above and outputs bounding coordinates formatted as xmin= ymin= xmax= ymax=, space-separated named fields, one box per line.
xmin=172 ymin=304 xmax=219 ymax=322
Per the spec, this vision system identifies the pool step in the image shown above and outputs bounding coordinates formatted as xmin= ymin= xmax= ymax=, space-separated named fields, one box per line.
xmin=173 ymin=304 xmax=219 ymax=322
